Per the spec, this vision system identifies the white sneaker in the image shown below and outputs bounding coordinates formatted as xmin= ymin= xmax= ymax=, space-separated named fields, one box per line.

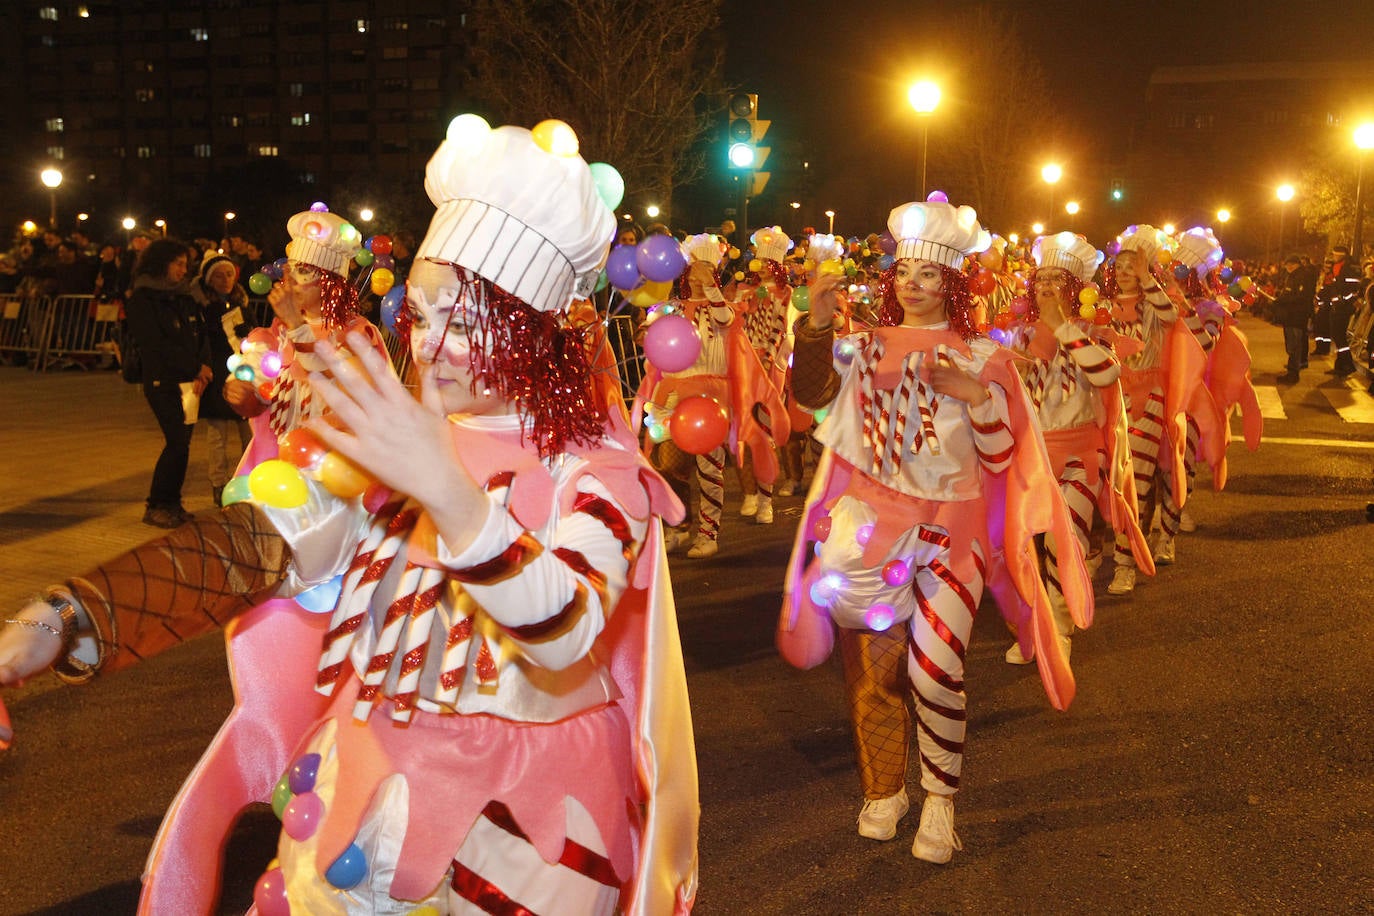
xmin=775 ymin=479 xmax=796 ymax=497
xmin=1178 ymin=509 xmax=1197 ymax=533
xmin=1004 ymin=641 xmax=1033 ymax=665
xmin=912 ymin=793 xmax=962 ymax=864
xmin=857 ymin=789 xmax=909 ymax=841
xmin=662 ymin=527 xmax=691 ymax=553
xmin=1154 ymin=534 xmax=1176 ymax=566
xmin=686 ymin=537 xmax=719 ymax=559
xmin=1107 ymin=566 xmax=1136 ymax=595
xmin=754 ymin=498 xmax=774 ymax=525
xmin=740 ymin=494 xmax=759 ymax=517
xmin=1084 ymin=549 xmax=1103 ymax=576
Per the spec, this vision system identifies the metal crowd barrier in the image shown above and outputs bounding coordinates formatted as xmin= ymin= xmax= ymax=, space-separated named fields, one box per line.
xmin=0 ymin=293 xmax=54 ymax=369
xmin=39 ymin=295 xmax=124 ymax=371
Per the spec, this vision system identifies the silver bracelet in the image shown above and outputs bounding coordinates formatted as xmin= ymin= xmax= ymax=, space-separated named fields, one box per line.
xmin=3 ymin=617 xmax=63 ymax=640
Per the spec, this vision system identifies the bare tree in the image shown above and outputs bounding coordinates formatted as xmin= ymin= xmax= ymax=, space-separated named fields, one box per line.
xmin=466 ymin=0 xmax=724 ymax=216
xmin=1298 ymin=162 xmax=1359 ymax=248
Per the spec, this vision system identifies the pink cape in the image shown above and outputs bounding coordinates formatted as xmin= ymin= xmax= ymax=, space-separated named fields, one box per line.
xmin=1205 ymin=321 xmax=1263 ymax=453
xmin=777 ymin=332 xmax=1091 ymax=711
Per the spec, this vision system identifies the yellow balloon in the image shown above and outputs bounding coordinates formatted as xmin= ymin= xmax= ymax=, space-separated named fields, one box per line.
xmin=248 ymin=459 xmax=309 ymax=509
xmin=1078 ymin=286 xmax=1100 ymax=307
xmin=1078 ymin=303 xmax=1097 ymax=320
xmin=728 ymin=247 xmax=741 ymax=260
xmin=818 ymin=260 xmax=845 ymax=278
xmin=628 ymin=279 xmax=673 ymax=308
xmin=370 ymin=268 xmax=395 ymax=295
xmin=1238 ymin=276 xmax=1253 ymax=290
xmin=530 ymin=119 xmax=579 ymax=156
xmin=318 ymin=451 xmax=373 ymax=499
xmin=748 ymin=259 xmax=763 ymax=273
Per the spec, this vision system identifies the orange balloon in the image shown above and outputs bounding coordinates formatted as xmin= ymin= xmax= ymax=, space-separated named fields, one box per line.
xmin=280 ymin=428 xmax=328 ymax=471
xmin=317 ymin=451 xmax=373 ymax=498
xmin=669 ymin=396 xmax=730 ymax=455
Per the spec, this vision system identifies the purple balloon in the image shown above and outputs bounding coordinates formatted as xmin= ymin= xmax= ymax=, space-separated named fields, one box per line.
xmin=926 ymin=189 xmax=949 ymax=203
xmin=636 ymin=234 xmax=687 ymax=283
xmin=289 ymin=752 xmax=322 ymax=795
xmin=606 ymin=244 xmax=642 ymax=292
xmin=282 ymin=791 xmax=325 ymax=841
xmin=877 ymin=231 xmax=897 ymax=256
xmin=374 ymin=253 xmax=394 ymax=270
xmin=643 ymin=314 xmax=701 ymax=372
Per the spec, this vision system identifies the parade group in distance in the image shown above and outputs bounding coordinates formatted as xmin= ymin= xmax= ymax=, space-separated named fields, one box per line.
xmin=0 ymin=115 xmax=1290 ymax=914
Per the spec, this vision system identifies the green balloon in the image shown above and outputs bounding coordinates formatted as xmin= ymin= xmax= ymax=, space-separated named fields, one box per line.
xmin=596 ymin=269 xmax=609 ymax=293
xmin=248 ymin=272 xmax=273 ymax=295
xmin=220 ymin=475 xmax=252 ymax=506
xmin=271 ymin=773 xmax=292 ymax=819
xmin=588 ymin=162 xmax=625 ymax=211
xmin=354 ymin=249 xmax=375 ymax=267
xmin=792 ymin=285 xmax=811 ymax=312
xmin=755 ymin=286 xmax=769 ymax=300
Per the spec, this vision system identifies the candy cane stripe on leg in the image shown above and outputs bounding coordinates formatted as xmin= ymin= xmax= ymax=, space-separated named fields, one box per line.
xmin=696 ymin=447 xmax=725 ymax=541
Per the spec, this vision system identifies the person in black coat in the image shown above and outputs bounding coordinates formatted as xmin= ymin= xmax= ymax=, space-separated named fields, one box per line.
xmin=1273 ymin=254 xmax=1319 ymax=384
xmin=192 ymin=254 xmax=257 ymax=505
xmin=124 ymin=238 xmax=212 ymax=527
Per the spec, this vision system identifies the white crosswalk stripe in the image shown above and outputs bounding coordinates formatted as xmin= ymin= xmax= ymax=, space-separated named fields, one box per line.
xmin=1253 ymin=385 xmax=1287 ymax=420
xmin=1316 ymin=376 xmax=1374 ymax=423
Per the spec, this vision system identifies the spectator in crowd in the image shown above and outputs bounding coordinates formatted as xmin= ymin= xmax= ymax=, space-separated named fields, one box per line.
xmin=123 ymin=238 xmax=212 ymax=528
xmin=192 ymin=253 xmax=255 ymax=505
xmin=389 ymin=229 xmax=416 ymax=285
xmin=53 ymin=240 xmax=97 ymax=295
xmin=116 ymin=231 xmax=154 ymax=300
xmin=1273 ymin=254 xmax=1319 ymax=384
xmin=92 ymin=244 xmax=121 ymax=302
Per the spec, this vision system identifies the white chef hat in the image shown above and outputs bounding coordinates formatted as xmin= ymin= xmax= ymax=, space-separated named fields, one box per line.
xmin=285 ymin=209 xmax=363 ymax=278
xmin=416 ymin=116 xmax=615 ymax=313
xmin=806 ymin=233 xmax=844 ymax=264
xmin=1174 ymin=226 xmax=1224 ymax=275
xmin=887 ymin=201 xmax=992 ymax=269
xmin=682 ymin=233 xmax=726 ymax=267
xmin=1032 ymin=230 xmax=1105 ymax=283
xmin=751 ymin=226 xmax=792 ymax=264
xmin=1116 ymin=224 xmax=1169 ymax=267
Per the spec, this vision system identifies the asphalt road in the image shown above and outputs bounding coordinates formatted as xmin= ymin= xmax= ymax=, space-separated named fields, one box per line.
xmin=2 ymin=316 xmax=1373 ymax=915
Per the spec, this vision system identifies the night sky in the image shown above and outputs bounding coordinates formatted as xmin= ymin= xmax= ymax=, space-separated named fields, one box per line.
xmin=714 ymin=0 xmax=1374 ymax=238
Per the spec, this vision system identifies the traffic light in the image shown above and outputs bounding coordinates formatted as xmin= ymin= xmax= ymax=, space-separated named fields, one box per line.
xmin=726 ymin=92 xmax=770 ymax=195
xmin=1110 ymin=178 xmax=1125 ymax=202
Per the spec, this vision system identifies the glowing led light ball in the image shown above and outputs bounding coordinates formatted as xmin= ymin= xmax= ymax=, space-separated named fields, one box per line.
xmin=833 ymin=337 xmax=857 ymax=365
xmin=856 ymin=523 xmax=875 ymax=547
xmin=531 ymin=119 xmax=579 ymax=157
xmin=446 ymin=113 xmax=492 ymax=149
xmin=865 ymin=603 xmax=897 ymax=631
xmin=881 ymin=559 xmax=911 ymax=588
xmin=809 ymin=571 xmax=848 ymax=607
xmin=260 ymin=350 xmax=283 ymax=378
xmin=812 ymin=515 xmax=832 ymax=541
xmin=234 ymin=364 xmax=255 ymax=382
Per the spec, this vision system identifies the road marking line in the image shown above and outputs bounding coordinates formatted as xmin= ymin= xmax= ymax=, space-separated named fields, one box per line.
xmin=1232 ymin=434 xmax=1374 ymax=450
xmin=1253 ymin=385 xmax=1287 ymax=420
xmin=1316 ymin=377 xmax=1374 ymax=423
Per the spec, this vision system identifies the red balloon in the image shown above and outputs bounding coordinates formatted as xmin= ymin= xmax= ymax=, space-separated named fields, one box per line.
xmin=669 ymin=395 xmax=730 ymax=455
xmin=280 ymin=427 xmax=329 ymax=470
xmin=970 ymin=268 xmax=997 ymax=296
xmin=368 ymin=234 xmax=393 ymax=256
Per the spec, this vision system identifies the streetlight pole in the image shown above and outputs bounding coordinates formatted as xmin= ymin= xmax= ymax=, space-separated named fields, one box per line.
xmin=1275 ymin=184 xmax=1294 ymax=259
xmin=40 ymin=168 xmax=63 ymax=230
xmin=223 ymin=211 xmax=236 ymax=244
xmin=908 ymin=81 xmax=941 ymax=200
xmin=1351 ymin=124 xmax=1374 ymax=261
xmin=825 ymin=210 xmax=835 ymax=235
xmin=1041 ymin=163 xmax=1062 ymax=227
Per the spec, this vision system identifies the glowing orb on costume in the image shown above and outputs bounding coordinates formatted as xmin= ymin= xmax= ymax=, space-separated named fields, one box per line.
xmin=289 ymin=752 xmax=322 ymax=795
xmin=282 ymin=791 xmax=324 ymax=841
xmin=791 ymin=286 xmax=811 ymax=312
xmin=248 ymin=460 xmax=309 ymax=509
xmin=295 ymin=574 xmax=343 ymax=613
xmin=234 ymin=364 xmax=255 ymax=382
xmin=310 ymin=201 xmax=329 ymax=213
xmin=809 ymin=571 xmax=848 ymax=607
xmin=338 ymin=223 xmax=360 ymax=244
xmin=648 ymin=421 xmax=670 ymax=443
xmin=668 ymin=395 xmax=729 ymax=455
xmin=304 ymin=220 xmax=324 ymax=240
xmin=253 ymin=867 xmax=291 ymax=916
xmin=258 ymin=381 xmax=274 ymax=400
xmin=812 ymin=515 xmax=833 ymax=541
xmin=531 ymin=119 xmax=579 ymax=157
xmin=882 ymin=559 xmax=912 ymax=588
xmin=270 ymin=773 xmax=292 ymax=819
xmin=926 ymin=190 xmax=949 ymax=203
xmin=989 ymin=327 xmax=1012 ymax=346
xmin=446 ymin=114 xmax=492 ymax=150
xmin=865 ymin=603 xmax=897 ymax=631
xmin=588 ymin=162 xmax=625 ymax=211
xmin=248 ymin=272 xmax=273 ymax=295
xmin=260 ymin=350 xmax=283 ymax=379
xmin=813 ymin=406 xmax=829 ymax=424
xmin=1078 ymin=303 xmax=1096 ymax=320
xmin=833 ymin=338 xmax=857 ymax=365
xmin=856 ymin=523 xmax=875 ymax=547
xmin=325 ymin=843 xmax=369 ymax=890
xmin=318 ymin=451 xmax=373 ymax=499
xmin=220 ymin=475 xmax=252 ymax=507
xmin=1078 ymin=285 xmax=1100 ymax=307
xmin=227 ymin=353 xmax=244 ymax=372
xmin=643 ymin=314 xmax=701 ymax=373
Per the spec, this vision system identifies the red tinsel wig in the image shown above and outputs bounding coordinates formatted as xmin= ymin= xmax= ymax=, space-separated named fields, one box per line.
xmin=397 ymin=263 xmax=607 ymax=457
xmin=1102 ymin=250 xmax=1162 ymax=300
xmin=1026 ymin=266 xmax=1085 ymax=322
xmin=874 ymin=261 xmax=982 ymax=340
xmin=275 ymin=262 xmax=361 ymax=331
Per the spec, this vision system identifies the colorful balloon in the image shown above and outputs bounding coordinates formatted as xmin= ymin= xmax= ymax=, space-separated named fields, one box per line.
xmin=282 ymin=791 xmax=324 ymax=841
xmin=271 ymin=774 xmax=292 ymax=819
xmin=642 ymin=314 xmax=701 ymax=372
xmin=354 ymin=249 xmax=375 ymax=268
xmin=248 ymin=459 xmax=308 ymax=509
xmin=627 ymin=279 xmax=673 ymax=308
xmin=970 ymin=269 xmax=997 ymax=296
xmin=636 ymin=234 xmax=687 ymax=283
xmin=669 ymin=395 xmax=730 ymax=455
xmin=1078 ymin=285 xmax=1100 ymax=307
xmin=605 ymin=245 xmax=641 ymax=292
xmin=380 ymin=285 xmax=406 ymax=334
xmin=368 ymin=235 xmax=393 ymax=256
xmin=248 ymin=272 xmax=273 ymax=295
xmin=792 ymin=286 xmax=811 ymax=312
xmin=318 ymin=451 xmax=373 ymax=499
xmin=289 ymin=752 xmax=322 ymax=795
xmin=374 ymin=253 xmax=394 ymax=271
xmin=531 ymin=118 xmax=579 ymax=156
xmin=370 ymin=268 xmax=395 ymax=295
xmin=280 ymin=428 xmax=328 ymax=471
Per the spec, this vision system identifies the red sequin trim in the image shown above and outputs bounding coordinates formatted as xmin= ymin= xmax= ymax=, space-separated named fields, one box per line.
xmin=474 ymin=640 xmax=498 ymax=682
xmin=449 ymin=533 xmax=541 ymax=584
xmin=450 ymin=861 xmax=536 ymax=915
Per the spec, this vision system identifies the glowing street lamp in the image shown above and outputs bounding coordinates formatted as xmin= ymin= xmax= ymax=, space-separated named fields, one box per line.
xmin=1162 ymin=223 xmax=1176 ymax=236
xmin=1350 ymin=123 xmax=1374 ymax=259
xmin=1031 ymin=222 xmax=1045 ymax=236
xmin=122 ymin=216 xmax=136 ymax=246
xmin=40 ymin=167 xmax=63 ymax=229
xmin=908 ymin=80 xmax=941 ymax=198
xmin=22 ymin=220 xmax=37 ymax=234
xmin=645 ymin=204 xmax=660 ymax=219
xmin=77 ymin=212 xmax=89 ymax=223
xmin=825 ymin=209 xmax=835 ymax=234
xmin=223 ymin=210 xmax=236 ymax=242
xmin=1216 ymin=209 xmax=1231 ymax=224
xmin=1275 ymin=184 xmax=1295 ymax=255
xmin=154 ymin=218 xmax=167 ymax=237
xmin=358 ymin=208 xmax=375 ymax=223
xmin=1041 ymin=163 xmax=1062 ymax=221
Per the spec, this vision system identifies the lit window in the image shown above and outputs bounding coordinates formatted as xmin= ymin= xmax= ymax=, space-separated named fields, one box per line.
xmin=290 ymin=113 xmax=312 ymax=126
xmin=46 ymin=118 xmax=65 ymax=132
xmin=137 ymin=146 xmax=155 ymax=158
xmin=191 ymin=28 xmax=209 ymax=41
xmin=289 ymin=83 xmax=304 ymax=98
xmin=355 ymin=18 xmax=368 ymax=33
xmin=40 ymin=7 xmax=58 ymax=21
xmin=194 ymin=144 xmax=212 ymax=157
xmin=47 ymin=146 xmax=65 ymax=160
xmin=136 ymin=88 xmax=156 ymax=102
xmin=256 ymin=145 xmax=278 ymax=157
